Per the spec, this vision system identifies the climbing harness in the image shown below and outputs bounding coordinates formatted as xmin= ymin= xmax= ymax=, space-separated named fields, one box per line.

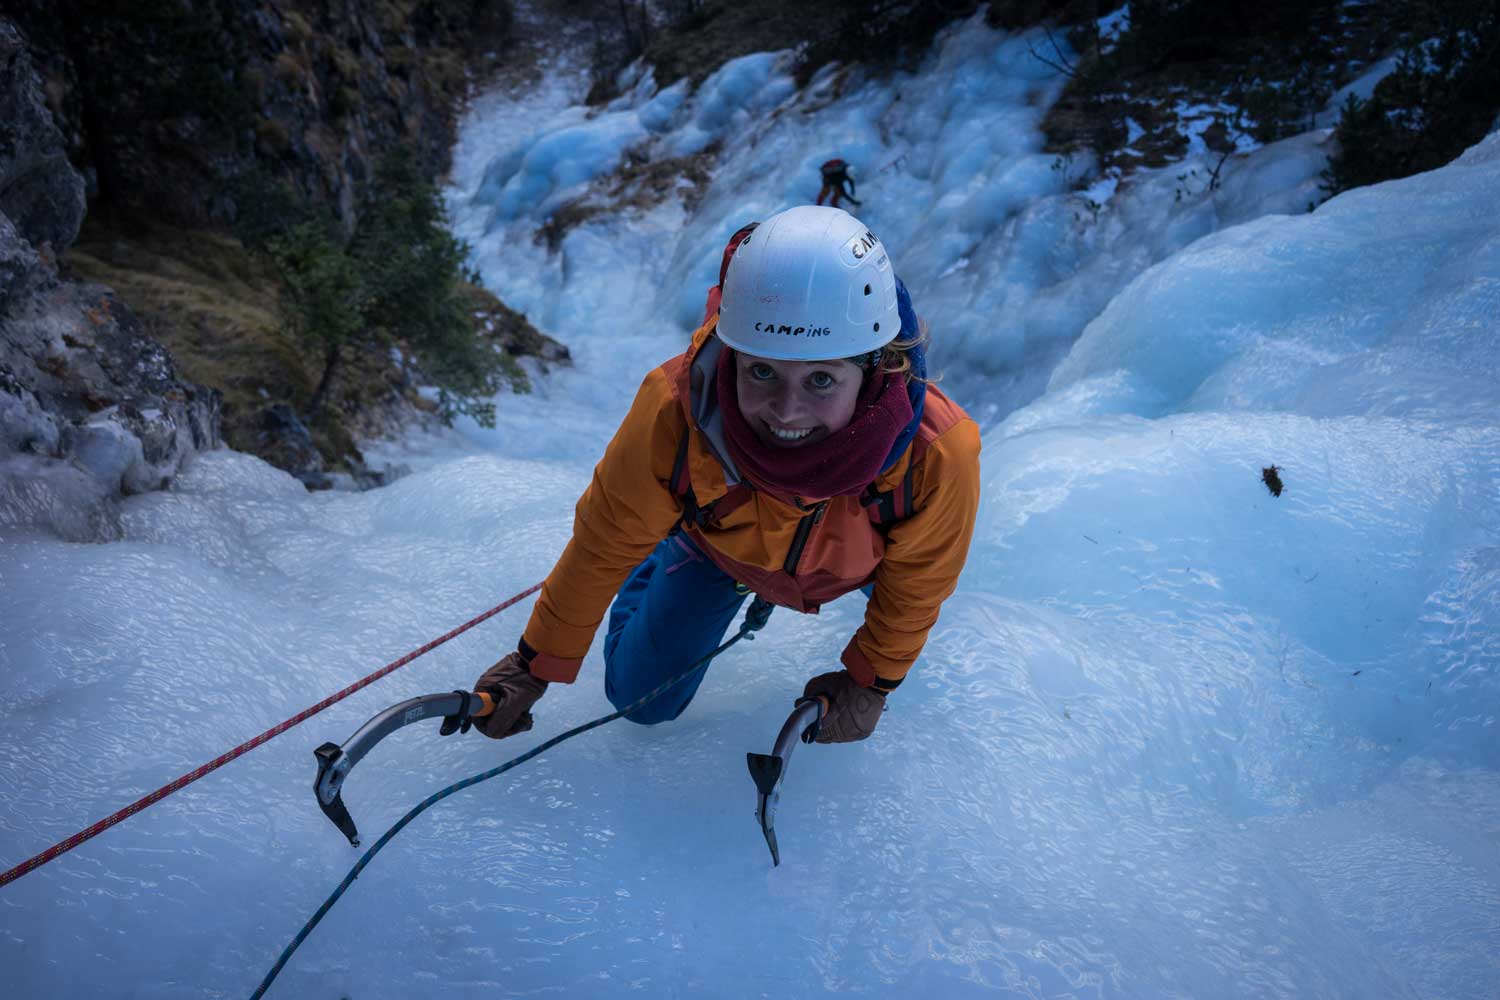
xmin=0 ymin=583 xmax=541 ymax=891
xmin=253 ymin=597 xmax=780 ymax=998
xmin=746 ymin=695 xmax=828 ymax=867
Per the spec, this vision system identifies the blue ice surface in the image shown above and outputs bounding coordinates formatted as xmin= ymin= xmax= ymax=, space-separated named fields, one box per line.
xmin=2 ymin=13 xmax=1499 ymax=999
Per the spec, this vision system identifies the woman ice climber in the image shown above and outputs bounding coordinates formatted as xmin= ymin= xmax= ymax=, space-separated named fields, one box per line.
xmin=468 ymin=205 xmax=981 ymax=744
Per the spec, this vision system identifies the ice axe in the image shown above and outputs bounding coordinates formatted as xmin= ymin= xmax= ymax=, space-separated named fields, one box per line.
xmin=313 ymin=690 xmax=495 ymax=846
xmin=745 ymin=694 xmax=828 ymax=867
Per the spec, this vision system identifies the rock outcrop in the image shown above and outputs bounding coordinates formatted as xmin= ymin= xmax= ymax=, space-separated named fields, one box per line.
xmin=1 ymin=18 xmax=220 ymax=541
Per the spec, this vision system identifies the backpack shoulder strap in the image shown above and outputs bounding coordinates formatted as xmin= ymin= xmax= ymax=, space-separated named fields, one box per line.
xmin=861 ymin=439 xmax=925 ymax=529
xmin=671 ymin=428 xmax=753 ymax=529
xmin=863 ymin=385 xmax=968 ymax=528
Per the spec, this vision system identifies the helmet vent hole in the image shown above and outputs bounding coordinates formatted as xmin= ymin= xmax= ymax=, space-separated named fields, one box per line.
xmin=864 ymin=284 xmax=872 ymax=296
xmin=873 ymin=322 xmax=881 ymax=332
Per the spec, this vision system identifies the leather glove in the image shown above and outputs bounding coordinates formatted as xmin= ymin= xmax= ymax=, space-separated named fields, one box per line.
xmin=471 ymin=650 xmax=549 ymax=740
xmin=801 ymin=670 xmax=886 ymax=744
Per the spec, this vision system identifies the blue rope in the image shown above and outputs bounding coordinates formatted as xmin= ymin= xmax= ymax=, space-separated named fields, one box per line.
xmin=250 ymin=605 xmax=771 ymax=999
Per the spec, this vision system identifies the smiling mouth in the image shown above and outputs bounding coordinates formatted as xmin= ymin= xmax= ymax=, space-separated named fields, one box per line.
xmin=764 ymin=422 xmax=818 ymax=445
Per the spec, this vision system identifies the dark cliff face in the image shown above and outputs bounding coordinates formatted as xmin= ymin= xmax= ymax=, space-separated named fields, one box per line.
xmin=0 ymin=20 xmax=86 ymax=252
xmin=5 ymin=0 xmax=511 ymax=229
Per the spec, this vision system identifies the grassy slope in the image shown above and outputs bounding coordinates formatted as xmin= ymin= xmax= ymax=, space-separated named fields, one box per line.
xmin=64 ymin=221 xmax=315 ymax=459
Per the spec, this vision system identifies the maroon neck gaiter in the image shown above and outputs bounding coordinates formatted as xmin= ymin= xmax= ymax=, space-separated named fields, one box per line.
xmin=715 ymin=347 xmax=913 ymax=503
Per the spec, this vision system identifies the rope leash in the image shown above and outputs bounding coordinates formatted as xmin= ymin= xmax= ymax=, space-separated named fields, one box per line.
xmin=249 ymin=604 xmax=772 ymax=999
xmin=0 ymin=583 xmax=543 ymax=890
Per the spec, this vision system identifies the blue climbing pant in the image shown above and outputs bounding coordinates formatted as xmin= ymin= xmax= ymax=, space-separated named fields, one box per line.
xmin=604 ymin=529 xmax=748 ymax=724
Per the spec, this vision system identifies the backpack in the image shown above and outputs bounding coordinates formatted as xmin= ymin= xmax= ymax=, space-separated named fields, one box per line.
xmin=820 ymin=158 xmax=847 ymax=180
xmin=699 ymin=221 xmax=758 ymax=324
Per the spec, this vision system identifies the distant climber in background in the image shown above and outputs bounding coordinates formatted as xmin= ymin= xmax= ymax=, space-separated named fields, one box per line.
xmin=817 ymin=158 xmax=861 ymax=208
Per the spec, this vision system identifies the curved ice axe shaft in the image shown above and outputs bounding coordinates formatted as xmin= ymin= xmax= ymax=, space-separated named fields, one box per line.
xmin=313 ymin=690 xmax=494 ymax=846
xmin=746 ymin=695 xmax=827 ymax=867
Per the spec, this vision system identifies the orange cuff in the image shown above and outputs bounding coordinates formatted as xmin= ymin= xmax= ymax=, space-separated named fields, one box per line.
xmin=528 ymin=652 xmax=581 ymax=683
xmin=519 ymin=636 xmax=583 ymax=683
xmin=840 ymin=634 xmax=907 ymax=692
xmin=840 ymin=636 xmax=876 ymax=687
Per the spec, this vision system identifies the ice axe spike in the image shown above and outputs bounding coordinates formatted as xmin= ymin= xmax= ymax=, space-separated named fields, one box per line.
xmin=747 ymin=695 xmax=827 ymax=867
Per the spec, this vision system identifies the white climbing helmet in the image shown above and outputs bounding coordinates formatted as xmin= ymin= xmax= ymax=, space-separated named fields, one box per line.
xmin=717 ymin=205 xmax=900 ymax=361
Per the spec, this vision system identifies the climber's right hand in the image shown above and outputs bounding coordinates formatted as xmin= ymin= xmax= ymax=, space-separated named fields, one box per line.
xmin=471 ymin=649 xmax=549 ymax=739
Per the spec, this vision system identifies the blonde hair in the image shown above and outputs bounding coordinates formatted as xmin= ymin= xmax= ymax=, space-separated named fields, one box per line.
xmin=876 ymin=318 xmax=937 ymax=385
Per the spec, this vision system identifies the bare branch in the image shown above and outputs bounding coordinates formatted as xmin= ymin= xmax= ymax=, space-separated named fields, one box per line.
xmin=1044 ymin=25 xmax=1076 ymax=73
xmin=1027 ymin=38 xmax=1078 ymax=78
xmin=1209 ymin=147 xmax=1234 ymax=190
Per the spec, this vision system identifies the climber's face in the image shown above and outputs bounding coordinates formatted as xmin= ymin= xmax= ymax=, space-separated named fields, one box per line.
xmin=734 ymin=352 xmax=863 ymax=449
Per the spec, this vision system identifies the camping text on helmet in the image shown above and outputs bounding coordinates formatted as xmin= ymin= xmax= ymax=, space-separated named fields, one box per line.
xmin=717 ymin=205 xmax=901 ymax=361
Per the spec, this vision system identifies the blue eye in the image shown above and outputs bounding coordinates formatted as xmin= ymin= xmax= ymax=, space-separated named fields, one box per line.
xmin=749 ymin=363 xmax=776 ymax=381
xmin=808 ymin=371 xmax=836 ymax=390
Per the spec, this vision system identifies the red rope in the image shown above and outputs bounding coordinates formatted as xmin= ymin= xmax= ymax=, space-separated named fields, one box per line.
xmin=0 ymin=582 xmax=543 ymax=890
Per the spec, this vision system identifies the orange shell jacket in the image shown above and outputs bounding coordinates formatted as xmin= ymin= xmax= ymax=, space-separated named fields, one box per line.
xmin=520 ymin=320 xmax=982 ymax=690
